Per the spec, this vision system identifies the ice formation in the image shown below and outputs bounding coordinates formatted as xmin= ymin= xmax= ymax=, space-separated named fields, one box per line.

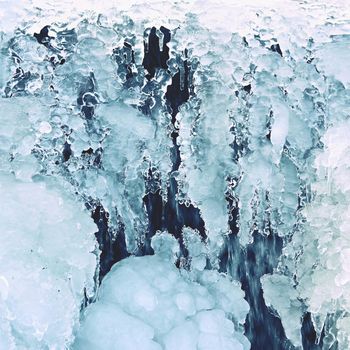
xmin=263 ymin=120 xmax=350 ymax=349
xmin=0 ymin=89 xmax=96 ymax=349
xmin=0 ymin=0 xmax=350 ymax=349
xmin=0 ymin=174 xmax=96 ymax=349
xmin=73 ymin=232 xmax=249 ymax=350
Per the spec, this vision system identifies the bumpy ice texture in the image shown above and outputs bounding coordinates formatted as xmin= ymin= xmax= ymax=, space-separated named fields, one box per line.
xmin=0 ymin=174 xmax=96 ymax=349
xmin=0 ymin=0 xmax=350 ymax=349
xmin=73 ymin=232 xmax=250 ymax=350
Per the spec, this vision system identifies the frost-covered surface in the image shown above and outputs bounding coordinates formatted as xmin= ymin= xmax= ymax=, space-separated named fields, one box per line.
xmin=0 ymin=0 xmax=350 ymax=349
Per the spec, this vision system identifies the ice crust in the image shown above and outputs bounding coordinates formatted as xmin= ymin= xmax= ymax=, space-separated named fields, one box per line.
xmin=0 ymin=0 xmax=350 ymax=349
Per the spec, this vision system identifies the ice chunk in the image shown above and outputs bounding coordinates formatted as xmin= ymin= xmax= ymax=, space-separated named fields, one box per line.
xmin=74 ymin=252 xmax=249 ymax=350
xmin=73 ymin=303 xmax=161 ymax=350
xmin=151 ymin=230 xmax=180 ymax=262
xmin=268 ymin=119 xmax=350 ymax=348
xmin=270 ymin=101 xmax=289 ymax=156
xmin=261 ymin=274 xmax=303 ymax=347
xmin=38 ymin=121 xmax=52 ymax=134
xmin=183 ymin=227 xmax=208 ymax=271
xmin=316 ymin=36 xmax=350 ymax=88
xmin=0 ymin=173 xmax=96 ymax=349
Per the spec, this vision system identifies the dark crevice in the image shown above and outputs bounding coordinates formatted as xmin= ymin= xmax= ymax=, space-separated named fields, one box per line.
xmin=220 ymin=203 xmax=294 ymax=350
xmin=165 ymin=59 xmax=190 ymax=119
xmin=90 ymin=204 xmax=129 ymax=282
xmin=34 ymin=25 xmax=70 ymax=67
xmin=222 ymin=196 xmax=329 ymax=349
xmin=166 ymin=58 xmax=190 ymax=171
xmin=301 ymin=313 xmax=323 ymax=350
xmin=142 ymin=179 xmax=206 ymax=255
xmin=270 ymin=43 xmax=283 ymax=57
xmin=142 ymin=26 xmax=170 ymax=79
xmin=34 ymin=25 xmax=52 ymax=47
xmin=77 ymin=69 xmax=128 ymax=281
xmin=62 ymin=141 xmax=72 ymax=162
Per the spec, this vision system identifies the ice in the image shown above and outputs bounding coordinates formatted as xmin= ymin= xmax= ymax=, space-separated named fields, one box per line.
xmin=1 ymin=0 xmax=350 ymax=348
xmin=74 ymin=233 xmax=249 ymax=350
xmin=0 ymin=173 xmax=96 ymax=349
xmin=0 ymin=0 xmax=331 ymax=253
xmin=315 ymin=35 xmax=350 ymax=88
xmin=262 ymin=119 xmax=350 ymax=348
xmin=183 ymin=227 xmax=208 ymax=271
xmin=300 ymin=121 xmax=350 ymax=348
xmin=163 ymin=320 xmax=198 ymax=350
xmin=38 ymin=121 xmax=52 ymax=134
xmin=270 ymin=102 xmax=289 ymax=156
xmin=151 ymin=230 xmax=180 ymax=262
xmin=261 ymin=274 xmax=303 ymax=347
